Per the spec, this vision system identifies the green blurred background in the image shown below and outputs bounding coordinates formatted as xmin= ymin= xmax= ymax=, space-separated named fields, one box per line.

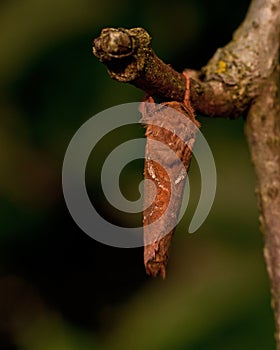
xmin=0 ymin=0 xmax=275 ymax=349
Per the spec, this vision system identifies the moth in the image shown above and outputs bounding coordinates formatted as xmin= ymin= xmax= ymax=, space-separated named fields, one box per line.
xmin=140 ymin=73 xmax=200 ymax=278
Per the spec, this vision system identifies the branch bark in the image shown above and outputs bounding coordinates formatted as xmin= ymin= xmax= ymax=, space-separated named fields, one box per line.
xmin=93 ymin=27 xmax=186 ymax=101
xmin=93 ymin=0 xmax=280 ymax=345
xmin=246 ymin=67 xmax=280 ymax=346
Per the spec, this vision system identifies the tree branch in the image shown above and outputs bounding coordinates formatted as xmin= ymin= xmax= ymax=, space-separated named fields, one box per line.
xmin=246 ymin=66 xmax=280 ymax=347
xmin=189 ymin=0 xmax=280 ymax=117
xmin=93 ymin=0 xmax=280 ymax=345
xmin=93 ymin=0 xmax=279 ymax=117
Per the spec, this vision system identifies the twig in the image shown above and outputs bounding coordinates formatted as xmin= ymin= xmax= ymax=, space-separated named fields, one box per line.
xmin=93 ymin=27 xmax=185 ymax=101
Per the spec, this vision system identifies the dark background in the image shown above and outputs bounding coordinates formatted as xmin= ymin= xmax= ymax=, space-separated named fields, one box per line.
xmin=0 ymin=0 xmax=275 ymax=349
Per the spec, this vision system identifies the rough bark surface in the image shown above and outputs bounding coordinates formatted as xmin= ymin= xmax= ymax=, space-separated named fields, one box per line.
xmin=245 ymin=67 xmax=280 ymax=345
xmin=93 ymin=0 xmax=280 ymax=345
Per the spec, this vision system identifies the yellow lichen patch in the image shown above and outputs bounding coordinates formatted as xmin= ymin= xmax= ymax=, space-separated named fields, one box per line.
xmin=216 ymin=60 xmax=227 ymax=74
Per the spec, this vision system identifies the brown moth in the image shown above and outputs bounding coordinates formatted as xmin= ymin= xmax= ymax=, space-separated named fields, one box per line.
xmin=140 ymin=73 xmax=200 ymax=278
